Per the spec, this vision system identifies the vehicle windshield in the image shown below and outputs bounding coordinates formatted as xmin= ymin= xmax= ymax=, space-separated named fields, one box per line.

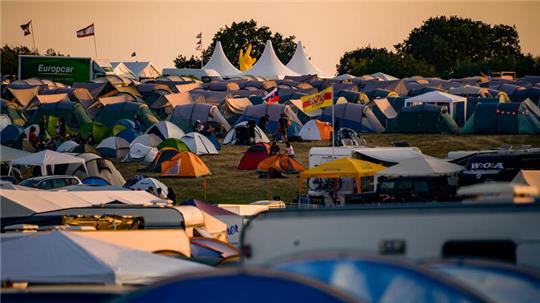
xmin=19 ymin=179 xmax=41 ymax=188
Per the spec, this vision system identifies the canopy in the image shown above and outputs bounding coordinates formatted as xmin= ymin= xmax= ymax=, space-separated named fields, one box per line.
xmin=0 ymin=145 xmax=30 ymax=162
xmin=243 ymin=40 xmax=299 ymax=79
xmin=405 ymin=90 xmax=466 ymax=119
xmin=375 ymin=157 xmax=464 ymax=178
xmin=286 ymin=41 xmax=327 ymax=77
xmin=10 ymin=150 xmax=87 ymax=176
xmin=1 ymin=231 xmax=210 ymax=285
xmin=202 ymin=41 xmax=242 ymax=78
xmin=300 ymin=158 xmax=385 ymax=192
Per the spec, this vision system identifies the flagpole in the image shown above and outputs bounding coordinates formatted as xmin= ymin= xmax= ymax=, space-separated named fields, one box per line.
xmin=30 ymin=21 xmax=36 ymax=52
xmin=92 ymin=23 xmax=98 ymax=58
xmin=331 ymin=88 xmax=335 ymax=157
xmin=200 ymin=33 xmax=203 ymax=69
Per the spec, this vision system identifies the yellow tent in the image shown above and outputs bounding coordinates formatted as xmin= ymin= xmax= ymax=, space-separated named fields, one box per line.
xmin=299 ymin=158 xmax=386 ymax=193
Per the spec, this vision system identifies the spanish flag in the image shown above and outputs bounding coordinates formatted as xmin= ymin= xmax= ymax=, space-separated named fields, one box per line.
xmin=301 ymin=87 xmax=333 ymax=113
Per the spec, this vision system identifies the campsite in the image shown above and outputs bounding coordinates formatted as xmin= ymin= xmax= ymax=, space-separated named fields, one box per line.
xmin=2 ymin=2 xmax=540 ymax=303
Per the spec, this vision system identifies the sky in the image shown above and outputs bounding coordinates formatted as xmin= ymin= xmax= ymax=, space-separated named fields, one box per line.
xmin=2 ymin=1 xmax=540 ymax=75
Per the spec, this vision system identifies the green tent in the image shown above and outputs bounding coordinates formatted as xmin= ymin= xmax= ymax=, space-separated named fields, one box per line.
xmin=461 ymin=102 xmax=540 ymax=134
xmin=80 ymin=122 xmax=111 ymax=143
xmin=157 ymin=138 xmax=189 ymax=152
xmin=386 ymin=104 xmax=459 ymax=134
xmin=94 ymin=102 xmax=158 ymax=131
xmin=0 ymin=100 xmax=27 ymax=126
xmin=27 ymin=101 xmax=92 ymax=130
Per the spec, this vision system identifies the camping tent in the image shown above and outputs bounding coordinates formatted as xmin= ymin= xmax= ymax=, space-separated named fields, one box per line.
xmin=202 ymin=41 xmax=242 ymax=78
xmin=112 ymin=61 xmax=161 ymax=79
xmin=161 ymin=151 xmax=211 ymax=178
xmin=460 ymin=102 xmax=540 ymax=134
xmin=300 ymin=158 xmax=385 ymax=193
xmin=243 ymin=40 xmax=299 ymax=79
xmin=319 ymin=103 xmax=385 ymax=133
xmin=26 ymin=93 xmax=70 ymax=110
xmin=386 ymin=104 xmax=459 ymax=134
xmin=146 ymin=121 xmax=185 ymax=140
xmin=221 ymin=98 xmax=253 ymax=121
xmin=157 ymin=138 xmax=189 ymax=152
xmin=169 ymin=103 xmax=231 ymax=133
xmin=237 ymin=143 xmax=270 ymax=170
xmin=96 ymin=136 xmax=130 ymax=159
xmin=286 ymin=41 xmax=327 ymax=77
xmin=405 ymin=91 xmax=466 ymax=125
xmin=150 ymin=92 xmax=193 ymax=119
xmin=375 ymin=157 xmax=463 ymax=178
xmin=235 ymin=103 xmax=303 ymax=139
xmin=131 ymin=133 xmax=163 ymax=148
xmin=223 ymin=121 xmax=271 ymax=145
xmin=144 ymin=148 xmax=180 ymax=172
xmin=10 ymin=150 xmax=87 ymax=176
xmin=67 ymin=153 xmax=126 ymax=186
xmin=7 ymin=86 xmax=40 ymax=107
xmin=1 ymin=231 xmax=209 ymax=285
xmin=181 ymin=132 xmax=219 ymax=155
xmin=299 ymin=119 xmax=333 ymax=141
xmin=56 ymin=140 xmax=79 ymax=153
xmin=257 ymin=154 xmax=305 ymax=175
xmin=130 ymin=177 xmax=168 ymax=197
xmin=123 ymin=143 xmax=157 ymax=162
xmin=369 ymin=98 xmax=398 ymax=127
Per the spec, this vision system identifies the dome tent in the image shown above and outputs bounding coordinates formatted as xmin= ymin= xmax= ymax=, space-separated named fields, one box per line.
xmin=146 ymin=121 xmax=185 ymax=140
xmin=286 ymin=41 xmax=328 ymax=77
xmin=223 ymin=121 xmax=271 ymax=145
xmin=169 ymin=103 xmax=231 ymax=133
xmin=319 ymin=103 xmax=385 ymax=133
xmin=181 ymin=132 xmax=219 ymax=155
xmin=243 ymin=40 xmax=299 ymax=79
xmin=299 ymin=119 xmax=333 ymax=141
xmin=235 ymin=103 xmax=303 ymax=140
xmin=203 ymin=41 xmax=242 ymax=78
xmin=96 ymin=136 xmax=130 ymax=159
xmin=161 ymin=151 xmax=211 ymax=178
xmin=237 ymin=143 xmax=270 ymax=170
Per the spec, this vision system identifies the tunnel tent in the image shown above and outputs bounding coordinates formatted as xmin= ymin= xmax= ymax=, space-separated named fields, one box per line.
xmin=386 ymin=104 xmax=459 ymax=134
xmin=235 ymin=103 xmax=303 ymax=139
xmin=460 ymin=102 xmax=540 ymax=134
xmin=169 ymin=103 xmax=231 ymax=133
xmin=319 ymin=103 xmax=385 ymax=133
xmin=221 ymin=97 xmax=253 ymax=122
xmin=26 ymin=101 xmax=92 ymax=131
xmin=150 ymin=92 xmax=193 ymax=119
xmin=94 ymin=102 xmax=159 ymax=130
xmin=202 ymin=41 xmax=242 ymax=78
xmin=0 ymin=99 xmax=27 ymax=126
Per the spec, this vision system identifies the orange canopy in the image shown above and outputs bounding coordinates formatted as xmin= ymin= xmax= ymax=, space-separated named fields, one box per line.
xmin=161 ymin=151 xmax=211 ymax=178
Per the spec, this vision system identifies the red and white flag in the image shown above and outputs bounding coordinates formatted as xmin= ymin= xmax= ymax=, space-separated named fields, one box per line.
xmin=76 ymin=23 xmax=95 ymax=38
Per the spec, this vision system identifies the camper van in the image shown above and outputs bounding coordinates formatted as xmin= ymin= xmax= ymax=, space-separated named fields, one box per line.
xmin=162 ymin=68 xmax=222 ymax=82
xmin=241 ymin=203 xmax=540 ymax=269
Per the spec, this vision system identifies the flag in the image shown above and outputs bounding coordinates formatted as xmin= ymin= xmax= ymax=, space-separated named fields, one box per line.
xmin=263 ymin=87 xmax=280 ymax=104
xmin=301 ymin=87 xmax=333 ymax=113
xmin=196 ymin=39 xmax=202 ymax=45
xmin=76 ymin=23 xmax=95 ymax=38
xmin=131 ymin=52 xmax=136 ymax=57
xmin=20 ymin=20 xmax=31 ymax=36
xmin=196 ymin=44 xmax=202 ymax=51
xmin=196 ymin=32 xmax=202 ymax=39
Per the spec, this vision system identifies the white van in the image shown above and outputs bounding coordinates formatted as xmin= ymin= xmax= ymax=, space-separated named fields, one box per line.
xmin=161 ymin=68 xmax=222 ymax=82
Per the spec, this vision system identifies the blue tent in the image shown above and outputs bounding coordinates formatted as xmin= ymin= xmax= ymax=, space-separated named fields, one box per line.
xmin=320 ymin=103 xmax=384 ymax=133
xmin=235 ymin=103 xmax=303 ymax=139
xmin=116 ymin=268 xmax=355 ymax=303
xmin=0 ymin=125 xmax=24 ymax=147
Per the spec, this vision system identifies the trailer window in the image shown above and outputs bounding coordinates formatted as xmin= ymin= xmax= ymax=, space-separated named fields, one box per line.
xmin=442 ymin=240 xmax=516 ymax=263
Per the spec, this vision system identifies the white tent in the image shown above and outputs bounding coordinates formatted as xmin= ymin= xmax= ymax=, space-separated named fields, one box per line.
xmin=131 ymin=133 xmax=163 ymax=148
xmin=112 ymin=61 xmax=161 ymax=79
xmin=130 ymin=177 xmax=168 ymax=197
xmin=146 ymin=121 xmax=185 ymax=140
xmin=111 ymin=62 xmax=138 ymax=80
xmin=123 ymin=143 xmax=157 ymax=162
xmin=181 ymin=132 xmax=218 ymax=155
xmin=1 ymin=231 xmax=210 ymax=285
xmin=298 ymin=119 xmax=332 ymax=141
xmin=0 ymin=189 xmax=158 ymax=218
xmin=333 ymin=74 xmax=355 ymax=81
xmin=223 ymin=121 xmax=270 ymax=145
xmin=376 ymin=157 xmax=464 ymax=178
xmin=243 ymin=40 xmax=299 ymax=79
xmin=404 ymin=91 xmax=467 ymax=121
xmin=10 ymin=150 xmax=87 ymax=176
xmin=202 ymin=41 xmax=242 ymax=78
xmin=286 ymin=41 xmax=328 ymax=77
xmin=0 ymin=145 xmax=30 ymax=162
xmin=56 ymin=140 xmax=79 ymax=153
xmin=371 ymin=72 xmax=399 ymax=81
xmin=96 ymin=136 xmax=130 ymax=159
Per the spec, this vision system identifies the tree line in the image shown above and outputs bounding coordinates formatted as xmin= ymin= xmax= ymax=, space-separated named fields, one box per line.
xmin=1 ymin=45 xmax=67 ymax=76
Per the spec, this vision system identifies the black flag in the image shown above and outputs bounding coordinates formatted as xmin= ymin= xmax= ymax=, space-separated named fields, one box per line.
xmin=20 ymin=20 xmax=31 ymax=36
xmin=131 ymin=52 xmax=136 ymax=57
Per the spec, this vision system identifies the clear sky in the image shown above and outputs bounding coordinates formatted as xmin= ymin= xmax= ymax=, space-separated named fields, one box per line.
xmin=2 ymin=1 xmax=539 ymax=75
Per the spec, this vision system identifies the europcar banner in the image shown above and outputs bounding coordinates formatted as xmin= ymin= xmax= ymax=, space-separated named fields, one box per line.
xmin=18 ymin=55 xmax=92 ymax=85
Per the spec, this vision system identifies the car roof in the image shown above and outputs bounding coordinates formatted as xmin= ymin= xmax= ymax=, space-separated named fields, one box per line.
xmin=25 ymin=175 xmax=79 ymax=181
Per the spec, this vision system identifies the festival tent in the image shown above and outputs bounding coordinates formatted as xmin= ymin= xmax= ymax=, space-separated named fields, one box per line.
xmin=150 ymin=92 xmax=193 ymax=119
xmin=223 ymin=121 xmax=271 ymax=145
xmin=243 ymin=40 xmax=299 ymax=79
xmin=386 ymin=104 xmax=459 ymax=134
xmin=131 ymin=177 xmax=168 ymax=197
xmin=26 ymin=93 xmax=70 ymax=110
xmin=111 ymin=62 xmax=138 ymax=80
xmin=26 ymin=101 xmax=92 ymax=131
xmin=131 ymin=133 xmax=163 ymax=148
xmin=10 ymin=150 xmax=87 ymax=176
xmin=235 ymin=103 xmax=303 ymax=139
xmin=122 ymin=143 xmax=158 ymax=162
xmin=63 ymin=153 xmax=125 ymax=186
xmin=299 ymin=158 xmax=385 ymax=193
xmin=96 ymin=136 xmax=130 ymax=159
xmin=257 ymin=154 xmax=305 ymax=175
xmin=299 ymin=119 xmax=333 ymax=141
xmin=0 ymin=231 xmax=210 ymax=285
xmin=169 ymin=103 xmax=231 ymax=133
xmin=368 ymin=98 xmax=398 ymax=127
xmin=56 ymin=140 xmax=79 ymax=152
xmin=370 ymin=72 xmax=399 ymax=81
xmin=94 ymin=102 xmax=158 ymax=130
xmin=448 ymin=85 xmax=489 ymax=97
xmin=319 ymin=103 xmax=385 ymax=133
xmin=237 ymin=143 xmax=270 ymax=170
xmin=460 ymin=102 xmax=540 ymax=134
xmin=146 ymin=121 xmax=185 ymax=140
xmin=7 ymin=86 xmax=39 ymax=107
xmin=113 ymin=61 xmax=161 ymax=79
xmin=144 ymin=147 xmax=180 ymax=172
xmin=221 ymin=97 xmax=253 ymax=122
xmin=157 ymin=138 xmax=189 ymax=152
xmin=181 ymin=132 xmax=219 ymax=155
xmin=161 ymin=151 xmax=211 ymax=178
xmin=405 ymin=91 xmax=467 ymax=125
xmin=286 ymin=41 xmax=328 ymax=77
xmin=190 ymin=90 xmax=231 ymax=106
xmin=202 ymin=41 xmax=242 ymax=78
xmin=375 ymin=157 xmax=463 ymax=178
xmin=0 ymin=145 xmax=30 ymax=162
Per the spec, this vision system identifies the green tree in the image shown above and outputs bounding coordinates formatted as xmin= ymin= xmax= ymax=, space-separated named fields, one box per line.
xmin=173 ymin=19 xmax=296 ymax=69
xmin=173 ymin=54 xmax=202 ymax=68
xmin=1 ymin=44 xmax=37 ymax=75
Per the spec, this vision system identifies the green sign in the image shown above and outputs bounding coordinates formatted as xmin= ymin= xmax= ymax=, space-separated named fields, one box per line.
xmin=18 ymin=55 xmax=92 ymax=85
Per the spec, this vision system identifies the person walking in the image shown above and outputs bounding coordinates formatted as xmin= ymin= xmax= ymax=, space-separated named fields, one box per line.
xmin=278 ymin=113 xmax=289 ymax=142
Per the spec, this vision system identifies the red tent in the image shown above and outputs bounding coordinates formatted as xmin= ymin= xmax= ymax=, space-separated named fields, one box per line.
xmin=237 ymin=143 xmax=270 ymax=170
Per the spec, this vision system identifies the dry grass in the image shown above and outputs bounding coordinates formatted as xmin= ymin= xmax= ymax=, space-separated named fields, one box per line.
xmin=115 ymin=134 xmax=540 ymax=204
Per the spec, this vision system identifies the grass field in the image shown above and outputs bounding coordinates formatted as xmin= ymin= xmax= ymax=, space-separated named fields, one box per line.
xmin=115 ymin=134 xmax=540 ymax=204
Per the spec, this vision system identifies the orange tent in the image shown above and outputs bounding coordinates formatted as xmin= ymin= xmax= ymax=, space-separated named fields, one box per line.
xmin=161 ymin=151 xmax=211 ymax=177
xmin=257 ymin=154 xmax=304 ymax=174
